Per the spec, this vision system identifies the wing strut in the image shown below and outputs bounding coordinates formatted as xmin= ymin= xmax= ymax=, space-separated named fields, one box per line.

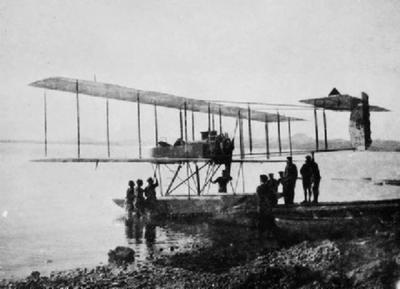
xmin=314 ymin=105 xmax=319 ymax=151
xmin=137 ymin=92 xmax=142 ymax=158
xmin=277 ymin=111 xmax=282 ymax=155
xmin=265 ymin=114 xmax=270 ymax=159
xmin=191 ymin=110 xmax=195 ymax=141
xmin=288 ymin=117 xmax=293 ymax=156
xmin=76 ymin=80 xmax=81 ymax=159
xmin=43 ymin=91 xmax=48 ymax=157
xmin=247 ymin=105 xmax=253 ymax=154
xmin=106 ymin=99 xmax=110 ymax=157
xmin=238 ymin=110 xmax=244 ymax=159
xmin=154 ymin=103 xmax=159 ymax=146
xmin=218 ymin=106 xmax=222 ymax=135
xmin=323 ymin=107 xmax=328 ymax=150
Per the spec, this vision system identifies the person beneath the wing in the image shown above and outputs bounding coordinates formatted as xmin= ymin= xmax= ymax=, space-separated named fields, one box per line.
xmin=256 ymin=174 xmax=276 ymax=231
xmin=284 ymin=156 xmax=298 ymax=205
xmin=126 ymin=180 xmax=135 ymax=215
xmin=278 ymin=171 xmax=288 ymax=205
xmin=310 ymin=157 xmax=321 ymax=203
xmin=135 ymin=179 xmax=145 ymax=217
xmin=267 ymin=173 xmax=279 ymax=206
xmin=211 ymin=170 xmax=232 ymax=193
xmin=145 ymin=177 xmax=159 ymax=211
xmin=300 ymin=156 xmax=313 ymax=204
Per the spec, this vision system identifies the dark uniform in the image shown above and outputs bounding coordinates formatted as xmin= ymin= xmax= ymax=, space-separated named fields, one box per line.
xmin=300 ymin=157 xmax=313 ymax=203
xmin=145 ymin=178 xmax=159 ymax=211
xmin=267 ymin=174 xmax=279 ymax=206
xmin=256 ymin=175 xmax=276 ymax=231
xmin=310 ymin=160 xmax=321 ymax=203
xmin=126 ymin=181 xmax=135 ymax=214
xmin=212 ymin=176 xmax=232 ymax=193
xmin=135 ymin=180 xmax=145 ymax=217
xmin=284 ymin=157 xmax=298 ymax=204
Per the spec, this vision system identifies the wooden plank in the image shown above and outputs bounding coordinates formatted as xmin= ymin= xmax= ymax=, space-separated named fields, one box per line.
xmin=31 ymin=77 xmax=303 ymax=123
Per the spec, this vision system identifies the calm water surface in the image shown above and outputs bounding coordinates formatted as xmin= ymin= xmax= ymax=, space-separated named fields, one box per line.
xmin=0 ymin=143 xmax=399 ymax=278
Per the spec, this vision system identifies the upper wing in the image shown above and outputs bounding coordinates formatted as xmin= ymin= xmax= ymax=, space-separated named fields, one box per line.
xmin=30 ymin=77 xmax=303 ymax=122
xmin=300 ymin=94 xmax=389 ymax=112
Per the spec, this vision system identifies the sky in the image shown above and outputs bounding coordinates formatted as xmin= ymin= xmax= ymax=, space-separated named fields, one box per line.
xmin=1 ymin=0 xmax=399 ymax=146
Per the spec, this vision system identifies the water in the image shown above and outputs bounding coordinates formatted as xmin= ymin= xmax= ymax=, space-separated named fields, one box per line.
xmin=0 ymin=143 xmax=399 ymax=279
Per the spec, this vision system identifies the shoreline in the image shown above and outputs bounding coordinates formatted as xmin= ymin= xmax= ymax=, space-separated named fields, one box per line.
xmin=1 ymin=220 xmax=399 ymax=289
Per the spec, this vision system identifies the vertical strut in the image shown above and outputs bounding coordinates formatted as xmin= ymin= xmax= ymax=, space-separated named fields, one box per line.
xmin=75 ymin=80 xmax=80 ymax=159
xmin=137 ymin=92 xmax=142 ymax=159
xmin=277 ymin=111 xmax=282 ymax=155
xmin=186 ymin=163 xmax=190 ymax=200
xmin=323 ymin=108 xmax=328 ymax=150
xmin=191 ymin=110 xmax=195 ymax=141
xmin=212 ymin=111 xmax=215 ymax=131
xmin=219 ymin=106 xmax=222 ymax=134
xmin=154 ymin=103 xmax=159 ymax=146
xmin=195 ymin=163 xmax=201 ymax=196
xmin=238 ymin=110 xmax=244 ymax=159
xmin=314 ymin=107 xmax=319 ymax=151
xmin=247 ymin=105 xmax=253 ymax=154
xmin=207 ymin=103 xmax=211 ymax=138
xmin=265 ymin=114 xmax=270 ymax=159
xmin=184 ymin=102 xmax=188 ymax=142
xmin=288 ymin=117 xmax=292 ymax=156
xmin=241 ymin=163 xmax=245 ymax=193
xmin=157 ymin=164 xmax=163 ymax=196
xmin=179 ymin=108 xmax=183 ymax=140
xmin=106 ymin=99 xmax=110 ymax=157
xmin=43 ymin=91 xmax=48 ymax=157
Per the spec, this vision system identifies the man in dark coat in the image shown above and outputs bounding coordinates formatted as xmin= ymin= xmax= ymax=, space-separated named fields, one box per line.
xmin=284 ymin=156 xmax=298 ymax=204
xmin=300 ymin=156 xmax=313 ymax=203
xmin=310 ymin=157 xmax=321 ymax=203
xmin=256 ymin=175 xmax=276 ymax=231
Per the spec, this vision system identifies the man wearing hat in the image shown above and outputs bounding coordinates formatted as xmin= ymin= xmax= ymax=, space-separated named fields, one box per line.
xmin=284 ymin=156 xmax=298 ymax=204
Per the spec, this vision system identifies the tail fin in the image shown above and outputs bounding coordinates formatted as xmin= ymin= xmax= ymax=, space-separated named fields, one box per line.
xmin=349 ymin=92 xmax=371 ymax=150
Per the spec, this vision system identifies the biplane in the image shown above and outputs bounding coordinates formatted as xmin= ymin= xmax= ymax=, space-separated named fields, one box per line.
xmin=29 ymin=77 xmax=388 ymax=197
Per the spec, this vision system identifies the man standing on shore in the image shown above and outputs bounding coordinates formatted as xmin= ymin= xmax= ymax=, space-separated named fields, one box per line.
xmin=256 ymin=174 xmax=275 ymax=231
xmin=284 ymin=156 xmax=298 ymax=204
xmin=310 ymin=156 xmax=321 ymax=203
xmin=300 ymin=156 xmax=313 ymax=203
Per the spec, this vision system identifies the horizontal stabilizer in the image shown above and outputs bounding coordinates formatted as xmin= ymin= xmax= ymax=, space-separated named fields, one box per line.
xmin=30 ymin=77 xmax=304 ymax=122
xmin=300 ymin=94 xmax=389 ymax=112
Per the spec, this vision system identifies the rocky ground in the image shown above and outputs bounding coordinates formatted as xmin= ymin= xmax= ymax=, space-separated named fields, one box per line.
xmin=1 ymin=223 xmax=400 ymax=289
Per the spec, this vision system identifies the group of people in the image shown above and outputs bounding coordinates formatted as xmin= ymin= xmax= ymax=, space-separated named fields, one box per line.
xmin=125 ymin=177 xmax=159 ymax=217
xmin=256 ymin=155 xmax=321 ymax=209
